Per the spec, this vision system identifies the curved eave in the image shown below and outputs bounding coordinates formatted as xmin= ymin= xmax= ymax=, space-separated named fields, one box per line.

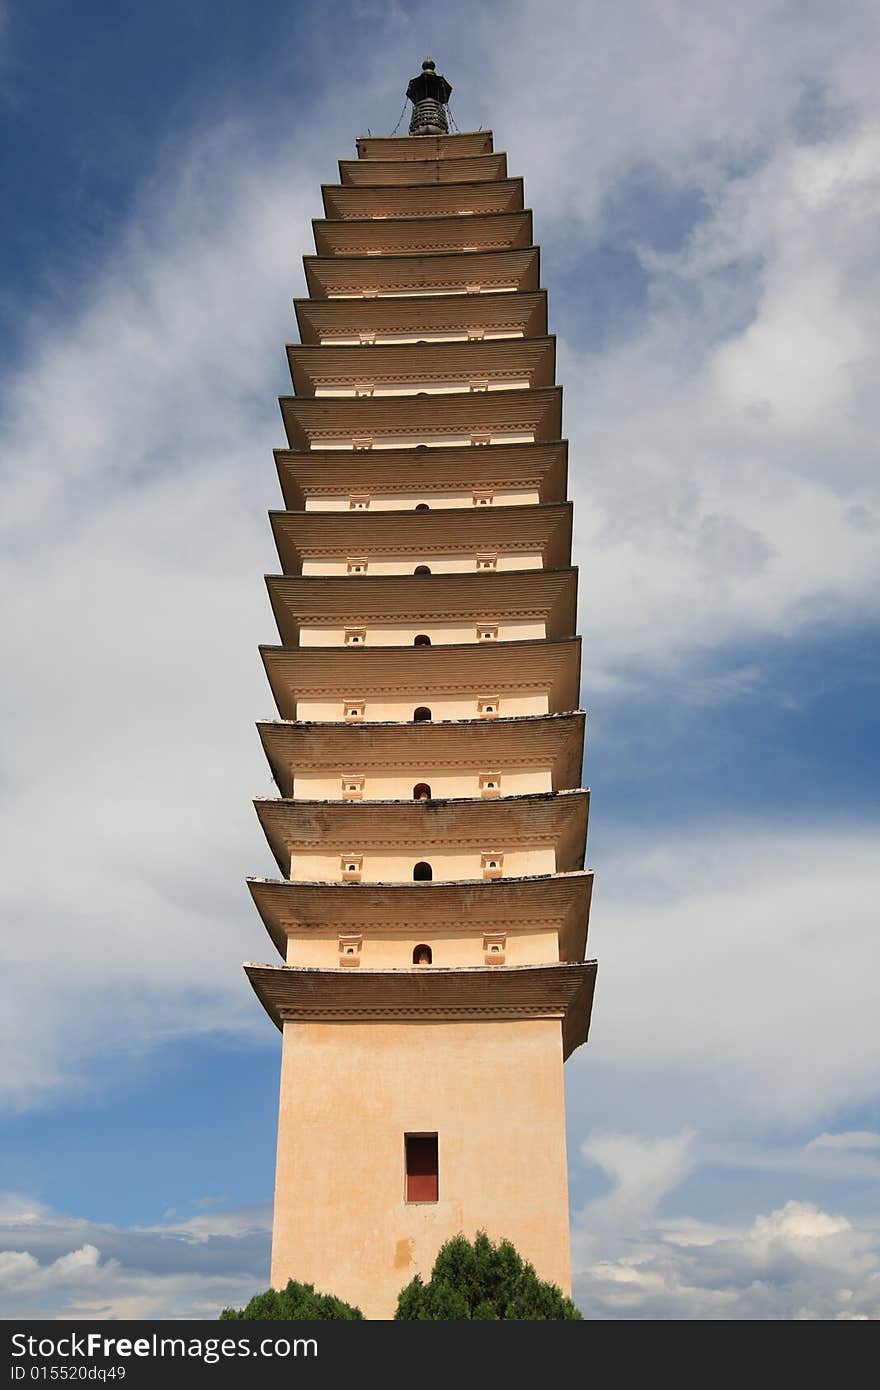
xmin=259 ymin=634 xmax=582 ymax=719
xmin=269 ymin=501 xmax=572 ymax=574
xmin=280 ymin=384 xmax=559 ymax=450
xmin=275 ymin=439 xmax=568 ymax=507
xmin=321 ymin=177 xmax=523 ymax=221
xmin=256 ymin=709 xmax=586 ymax=798
xmin=253 ymin=787 xmax=589 ymax=876
xmin=247 ymin=869 xmax=593 ymax=962
xmin=293 ymin=288 xmax=547 ymax=344
xmin=312 ymin=209 xmax=533 ymax=258
xmin=303 ymin=246 xmax=538 ymax=299
xmin=353 ymin=133 xmax=494 ymax=161
xmin=244 ymin=959 xmax=596 ymax=1060
xmin=286 ymin=334 xmax=556 ymax=396
xmin=339 ymin=152 xmax=507 ymax=186
xmin=265 ymin=565 xmax=577 ymax=644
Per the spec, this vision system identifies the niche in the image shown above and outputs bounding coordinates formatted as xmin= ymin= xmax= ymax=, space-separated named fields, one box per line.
xmin=481 ymin=852 xmax=504 ymax=880
xmin=341 ymin=855 xmax=363 ymax=882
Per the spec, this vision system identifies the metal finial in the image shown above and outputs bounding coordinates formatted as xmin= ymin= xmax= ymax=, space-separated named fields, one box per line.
xmin=406 ymin=56 xmax=452 ymax=136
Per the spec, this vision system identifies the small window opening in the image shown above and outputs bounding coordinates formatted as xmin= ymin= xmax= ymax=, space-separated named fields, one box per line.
xmin=413 ymin=861 xmax=433 ymax=881
xmin=405 ymin=1133 xmax=438 ymax=1203
xmin=413 ymin=706 xmax=432 ymax=722
xmin=413 ymin=944 xmax=433 ymax=964
xmin=413 ymin=783 xmax=431 ymax=800
xmin=414 ymin=634 xmax=432 ymax=647
xmin=414 ymin=564 xmax=431 ymax=575
xmin=415 ymin=502 xmax=430 ymax=510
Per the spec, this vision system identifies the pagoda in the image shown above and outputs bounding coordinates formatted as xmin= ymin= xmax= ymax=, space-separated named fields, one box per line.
xmin=245 ymin=58 xmax=596 ymax=1320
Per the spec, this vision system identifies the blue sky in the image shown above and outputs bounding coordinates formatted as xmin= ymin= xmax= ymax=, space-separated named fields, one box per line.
xmin=1 ymin=0 xmax=879 ymax=1319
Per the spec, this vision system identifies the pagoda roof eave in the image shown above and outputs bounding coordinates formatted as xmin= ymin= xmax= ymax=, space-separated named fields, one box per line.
xmin=339 ymin=152 xmax=508 ymax=187
xmin=244 ymin=959 xmax=596 ymax=1060
xmin=268 ymin=500 xmax=572 ymax=573
xmin=278 ymin=383 xmax=561 ymax=449
xmin=256 ymin=708 xmax=586 ymax=797
xmin=303 ymin=245 xmax=539 ymax=298
xmin=311 ymin=209 xmax=533 ymax=258
xmin=353 ymin=132 xmax=494 ymax=160
xmin=264 ymin=565 xmax=578 ymax=645
xmin=275 ymin=438 xmax=568 ymax=507
xmin=321 ymin=177 xmax=524 ymax=221
xmin=293 ymin=287 xmax=547 ymax=344
xmin=247 ymin=869 xmax=593 ymax=962
xmin=253 ymin=787 xmax=590 ymax=877
xmin=285 ymin=335 xmax=556 ymax=395
xmin=259 ymin=634 xmax=582 ymax=719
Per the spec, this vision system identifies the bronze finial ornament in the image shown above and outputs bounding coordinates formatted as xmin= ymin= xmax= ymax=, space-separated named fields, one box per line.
xmin=406 ymin=56 xmax=453 ymax=135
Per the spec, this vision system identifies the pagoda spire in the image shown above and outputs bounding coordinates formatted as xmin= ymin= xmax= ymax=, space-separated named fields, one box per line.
xmin=406 ymin=56 xmax=452 ymax=135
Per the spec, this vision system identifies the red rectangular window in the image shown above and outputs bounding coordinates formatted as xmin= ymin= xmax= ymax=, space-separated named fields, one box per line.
xmin=405 ymin=1133 xmax=438 ymax=1203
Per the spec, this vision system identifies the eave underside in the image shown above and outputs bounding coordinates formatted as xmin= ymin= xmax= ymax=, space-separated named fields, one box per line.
xmin=275 ymin=439 xmax=568 ymax=507
xmin=256 ymin=710 xmax=586 ymax=797
xmin=268 ymin=500 xmax=573 ymax=573
xmin=312 ymin=209 xmax=534 ymax=258
xmin=321 ymin=177 xmax=523 ymax=221
xmin=293 ymin=288 xmax=547 ymax=344
xmin=259 ymin=635 xmax=582 ymax=718
xmin=339 ymin=153 xmax=507 ymax=186
xmin=279 ymin=385 xmax=561 ymax=450
xmin=286 ymin=334 xmax=556 ymax=395
xmin=254 ymin=788 xmax=590 ymax=876
xmin=265 ymin=566 xmax=578 ymax=645
xmin=353 ymin=133 xmax=494 ymax=161
xmin=244 ymin=959 xmax=597 ymax=1059
xmin=247 ymin=869 xmax=593 ymax=962
xmin=303 ymin=246 xmax=538 ymax=298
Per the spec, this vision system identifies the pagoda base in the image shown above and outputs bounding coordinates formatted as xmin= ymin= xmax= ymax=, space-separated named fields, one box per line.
xmin=270 ymin=1013 xmax=574 ymax=1319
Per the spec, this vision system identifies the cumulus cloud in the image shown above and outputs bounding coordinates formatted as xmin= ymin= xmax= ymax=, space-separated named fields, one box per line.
xmin=0 ymin=115 xmax=327 ymax=1104
xmin=808 ymin=1132 xmax=880 ymax=1153
xmin=568 ymin=823 xmax=880 ymax=1128
xmin=573 ymin=1131 xmax=880 ymax=1319
xmin=0 ymin=1194 xmax=271 ymax=1319
xmin=5 ymin=1166 xmax=878 ymax=1321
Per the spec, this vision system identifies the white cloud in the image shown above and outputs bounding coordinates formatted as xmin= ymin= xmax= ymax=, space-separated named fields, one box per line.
xmin=808 ymin=1132 xmax=880 ymax=1153
xmin=573 ymin=1131 xmax=880 ymax=1319
xmin=436 ymin=3 xmax=880 ymax=680
xmin=0 ymin=120 xmax=324 ymax=1105
xmin=561 ymin=118 xmax=880 ymax=678
xmin=570 ymin=823 xmax=880 ymax=1126
xmin=580 ymin=1130 xmax=696 ymax=1232
xmin=0 ymin=1194 xmax=271 ymax=1319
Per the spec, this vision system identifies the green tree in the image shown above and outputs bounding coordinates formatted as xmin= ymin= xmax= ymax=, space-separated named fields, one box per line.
xmin=394 ymin=1232 xmax=583 ymax=1320
xmin=219 ymin=1278 xmax=363 ymax=1320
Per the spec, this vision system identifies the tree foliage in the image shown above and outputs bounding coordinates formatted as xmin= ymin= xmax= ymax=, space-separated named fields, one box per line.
xmin=394 ymin=1232 xmax=583 ymax=1320
xmin=219 ymin=1278 xmax=364 ymax=1320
